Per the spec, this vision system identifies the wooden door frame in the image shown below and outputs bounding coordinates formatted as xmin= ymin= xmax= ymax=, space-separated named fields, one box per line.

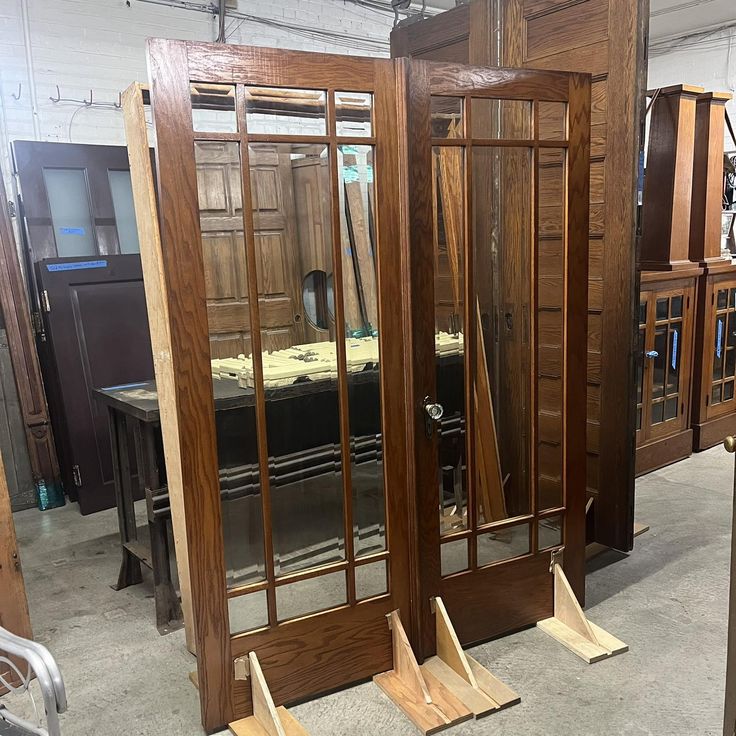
xmin=141 ymin=40 xmax=409 ymax=732
xmin=399 ymin=59 xmax=590 ymax=657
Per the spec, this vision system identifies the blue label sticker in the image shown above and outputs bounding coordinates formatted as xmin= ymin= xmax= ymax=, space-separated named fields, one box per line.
xmin=59 ymin=227 xmax=85 ymax=235
xmin=671 ymin=329 xmax=678 ymax=371
xmin=717 ymin=319 xmax=724 ymax=359
xmin=47 ymin=260 xmax=108 ymax=272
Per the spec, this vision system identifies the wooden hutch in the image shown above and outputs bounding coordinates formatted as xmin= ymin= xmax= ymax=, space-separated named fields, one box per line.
xmin=636 ymin=85 xmax=704 ymax=474
xmin=689 ymin=92 xmax=736 ymax=450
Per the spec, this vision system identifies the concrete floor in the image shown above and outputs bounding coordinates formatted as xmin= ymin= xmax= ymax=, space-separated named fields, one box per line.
xmin=3 ymin=445 xmax=733 ymax=735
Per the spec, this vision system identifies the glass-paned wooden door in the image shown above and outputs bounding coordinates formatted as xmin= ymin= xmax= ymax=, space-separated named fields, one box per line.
xmin=636 ymin=294 xmax=650 ymax=444
xmin=402 ymin=60 xmax=590 ymax=656
xmin=146 ymin=41 xmax=409 ymax=732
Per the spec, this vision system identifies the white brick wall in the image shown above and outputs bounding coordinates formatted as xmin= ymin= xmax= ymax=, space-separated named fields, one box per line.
xmin=648 ymin=26 xmax=736 ymax=150
xmin=0 ymin=0 xmax=426 ymax=192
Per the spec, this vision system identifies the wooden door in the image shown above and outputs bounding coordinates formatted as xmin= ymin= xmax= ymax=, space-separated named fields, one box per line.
xmin=35 ymin=256 xmax=154 ymax=514
xmin=402 ymin=60 xmax=590 ymax=656
xmin=703 ymin=277 xmax=736 ymax=421
xmin=638 ymin=282 xmax=695 ymax=446
xmin=144 ymin=41 xmax=408 ymax=732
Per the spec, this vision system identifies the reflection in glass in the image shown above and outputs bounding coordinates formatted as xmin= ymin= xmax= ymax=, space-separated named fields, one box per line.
xmin=355 ymin=560 xmax=388 ymax=600
xmin=473 ymin=147 xmax=533 ymax=521
xmin=194 ymin=141 xmax=267 ymax=589
xmin=245 ymin=87 xmax=326 ymax=135
xmin=191 ymin=83 xmax=237 ymax=133
xmin=108 ymin=170 xmax=140 ymax=254
xmin=430 ymin=96 xmax=463 ymax=138
xmin=664 ymin=396 xmax=678 ymax=420
xmin=714 ymin=384 xmax=723 ymax=403
xmin=656 ymin=298 xmax=668 ymax=320
xmin=337 ymin=145 xmax=386 ymax=558
xmin=471 ymin=99 xmax=532 ymax=139
xmin=726 ymin=381 xmax=734 ymax=401
xmin=652 ymin=326 xmax=667 ymax=399
xmin=714 ymin=315 xmax=725 ymax=381
xmin=433 ymin=144 xmax=467 ymax=535
xmin=652 ymin=400 xmax=664 ymax=424
xmin=666 ymin=323 xmax=681 ymax=394
xmin=670 ymin=295 xmax=682 ymax=318
xmin=43 ymin=168 xmax=96 ymax=257
xmin=719 ymin=289 xmax=729 ymax=309
xmin=538 ymin=101 xmax=567 ymax=140
xmin=336 ymin=92 xmax=373 ymax=137
xmin=275 ymin=571 xmax=347 ymax=621
xmin=538 ymin=514 xmax=563 ymax=551
xmin=477 ymin=524 xmax=530 ymax=566
xmin=229 ymin=591 xmax=268 ymax=635
xmin=302 ymin=270 xmax=331 ymax=329
xmin=441 ymin=539 xmax=468 ymax=576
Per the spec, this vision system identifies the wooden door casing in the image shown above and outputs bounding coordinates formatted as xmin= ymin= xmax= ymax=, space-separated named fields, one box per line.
xmin=401 ymin=60 xmax=590 ymax=657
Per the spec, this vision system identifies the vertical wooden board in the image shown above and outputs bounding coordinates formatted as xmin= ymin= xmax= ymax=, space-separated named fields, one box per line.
xmin=122 ymin=84 xmax=195 ymax=655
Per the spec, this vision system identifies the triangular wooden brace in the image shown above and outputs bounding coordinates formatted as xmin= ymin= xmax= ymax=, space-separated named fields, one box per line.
xmin=374 ymin=610 xmax=473 ymax=734
xmin=421 ymin=597 xmax=520 ymax=719
xmin=229 ymin=652 xmax=309 ymax=736
xmin=537 ymin=561 xmax=628 ymax=664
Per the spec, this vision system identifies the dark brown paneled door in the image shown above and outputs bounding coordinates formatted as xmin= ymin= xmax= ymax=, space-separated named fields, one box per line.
xmin=146 ymin=41 xmax=409 ymax=732
xmin=402 ymin=60 xmax=590 ymax=656
xmin=35 ymin=256 xmax=154 ymax=514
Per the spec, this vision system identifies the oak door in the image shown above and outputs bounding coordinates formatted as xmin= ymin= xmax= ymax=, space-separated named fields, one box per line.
xmin=402 ymin=60 xmax=590 ymax=656
xmin=145 ymin=41 xmax=408 ymax=732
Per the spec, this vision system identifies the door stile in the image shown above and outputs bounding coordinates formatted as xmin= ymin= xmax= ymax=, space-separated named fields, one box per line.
xmin=235 ymin=84 xmax=278 ymax=625
xmin=531 ymin=99 xmax=541 ymax=558
xmin=147 ymin=38 xmax=233 ymax=731
xmin=563 ymin=72 xmax=591 ymax=600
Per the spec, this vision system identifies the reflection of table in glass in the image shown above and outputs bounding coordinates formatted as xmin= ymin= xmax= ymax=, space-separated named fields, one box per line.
xmin=96 ymin=353 xmax=465 ymax=632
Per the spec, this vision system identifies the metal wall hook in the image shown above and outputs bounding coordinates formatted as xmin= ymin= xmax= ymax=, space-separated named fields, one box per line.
xmin=114 ymin=91 xmax=122 ymax=109
xmin=11 ymin=83 xmax=21 ymax=101
xmin=49 ymin=84 xmax=61 ymax=103
xmin=84 ymin=89 xmax=93 ymax=106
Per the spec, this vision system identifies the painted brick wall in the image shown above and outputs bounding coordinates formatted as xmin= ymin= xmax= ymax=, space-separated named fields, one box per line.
xmin=648 ymin=26 xmax=736 ymax=149
xmin=0 ymin=0 xmax=413 ymax=190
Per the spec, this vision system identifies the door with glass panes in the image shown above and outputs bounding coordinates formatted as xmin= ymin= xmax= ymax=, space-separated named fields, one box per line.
xmin=637 ymin=281 xmax=696 ymax=446
xmin=401 ymin=60 xmax=590 ymax=656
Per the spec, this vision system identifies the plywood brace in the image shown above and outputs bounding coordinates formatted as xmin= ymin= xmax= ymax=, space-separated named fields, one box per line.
xmin=228 ymin=652 xmax=309 ymax=736
xmin=537 ymin=550 xmax=628 ymax=664
xmin=421 ymin=597 xmax=520 ymax=718
xmin=373 ymin=610 xmax=473 ymax=735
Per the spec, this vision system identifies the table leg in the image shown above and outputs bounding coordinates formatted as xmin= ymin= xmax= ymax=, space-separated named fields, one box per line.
xmin=110 ymin=407 xmax=143 ymax=590
xmin=136 ymin=421 xmax=183 ymax=634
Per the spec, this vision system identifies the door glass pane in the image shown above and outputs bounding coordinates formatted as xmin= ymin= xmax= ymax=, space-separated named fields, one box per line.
xmin=108 ymin=169 xmax=140 ymax=254
xmin=441 ymin=539 xmax=468 ymax=576
xmin=337 ymin=145 xmax=385 ymax=558
xmin=246 ymin=142 xmax=346 ymax=576
xmin=473 ymin=146 xmax=533 ymax=522
xmin=639 ymin=300 xmax=647 ymax=325
xmin=664 ymin=396 xmax=678 ymax=420
xmin=190 ymin=83 xmax=237 ymax=133
xmin=275 ymin=571 xmax=347 ymax=622
xmin=43 ymin=168 xmax=96 ymax=256
xmin=355 ymin=560 xmax=387 ymax=600
xmin=433 ymin=144 xmax=467 ymax=535
xmin=431 ymin=97 xmax=463 ymax=138
xmin=719 ymin=288 xmax=729 ymax=309
xmin=727 ymin=348 xmax=736 ymax=379
xmin=728 ymin=311 xmax=736 ymax=347
xmin=538 ymin=514 xmax=563 ymax=550
xmin=245 ymin=87 xmax=326 ymax=135
xmin=229 ymin=591 xmax=268 ymax=635
xmin=670 ymin=295 xmax=682 ymax=318
xmin=536 ymin=149 xmax=564 ymax=511
xmin=636 ymin=328 xmax=645 ymax=405
xmin=652 ymin=326 xmax=667 ymax=398
xmin=471 ymin=99 xmax=532 ymax=139
xmin=193 ymin=141 xmax=266 ymax=590
xmin=713 ymin=384 xmax=723 ymax=404
xmin=538 ymin=101 xmax=567 ymax=141
xmin=726 ymin=381 xmax=734 ymax=401
xmin=715 ymin=315 xmax=726 ymax=380
xmin=656 ymin=298 xmax=668 ymax=320
xmin=666 ymin=322 xmax=681 ymax=393
xmin=652 ymin=400 xmax=664 ymax=424
xmin=336 ymin=92 xmax=373 ymax=138
xmin=477 ymin=523 xmax=530 ymax=566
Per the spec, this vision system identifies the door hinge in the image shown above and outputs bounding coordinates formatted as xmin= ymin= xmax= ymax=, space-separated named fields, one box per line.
xmin=40 ymin=289 xmax=51 ymax=313
xmin=72 ymin=464 xmax=82 ymax=487
xmin=6 ymin=199 xmax=15 ymax=218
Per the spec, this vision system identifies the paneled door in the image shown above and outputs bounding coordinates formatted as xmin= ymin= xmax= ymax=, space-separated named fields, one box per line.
xmin=145 ymin=41 xmax=408 ymax=731
xmin=401 ymin=61 xmax=590 ymax=656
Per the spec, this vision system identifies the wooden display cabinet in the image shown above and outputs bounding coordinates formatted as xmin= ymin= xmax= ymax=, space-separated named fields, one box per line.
xmin=636 ymin=271 xmax=699 ymax=474
xmin=689 ymin=91 xmax=736 ymax=450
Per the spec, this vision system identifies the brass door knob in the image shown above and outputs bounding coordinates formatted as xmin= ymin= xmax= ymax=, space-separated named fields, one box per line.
xmin=725 ymin=436 xmax=736 ymax=453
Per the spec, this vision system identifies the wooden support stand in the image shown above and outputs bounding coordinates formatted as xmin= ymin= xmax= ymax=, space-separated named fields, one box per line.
xmin=374 ymin=601 xmax=518 ymax=734
xmin=538 ymin=555 xmax=628 ymax=664
xmin=229 ymin=652 xmax=309 ymax=736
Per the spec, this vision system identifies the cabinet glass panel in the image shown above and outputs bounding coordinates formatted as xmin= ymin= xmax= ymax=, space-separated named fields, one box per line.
xmin=656 ymin=297 xmax=668 ymax=320
xmin=651 ymin=326 xmax=667 ymax=400
xmin=432 ymin=142 xmax=467 ymax=536
xmin=43 ymin=168 xmax=96 ymax=257
xmin=711 ymin=287 xmax=736 ymax=405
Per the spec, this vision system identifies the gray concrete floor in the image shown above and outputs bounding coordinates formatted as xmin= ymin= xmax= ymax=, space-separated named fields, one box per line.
xmin=3 ymin=445 xmax=733 ymax=735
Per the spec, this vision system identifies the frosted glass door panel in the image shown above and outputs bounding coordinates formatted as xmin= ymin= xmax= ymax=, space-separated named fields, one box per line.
xmin=108 ymin=169 xmax=141 ymax=254
xmin=43 ymin=168 xmax=96 ymax=257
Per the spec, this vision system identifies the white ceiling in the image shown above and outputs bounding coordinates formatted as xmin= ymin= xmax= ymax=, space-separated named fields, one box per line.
xmin=648 ymin=0 xmax=734 ymax=41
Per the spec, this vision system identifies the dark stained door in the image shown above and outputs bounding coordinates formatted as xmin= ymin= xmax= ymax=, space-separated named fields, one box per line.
xmin=13 ymin=141 xmax=152 ymax=512
xmin=35 ymin=256 xmax=153 ymax=514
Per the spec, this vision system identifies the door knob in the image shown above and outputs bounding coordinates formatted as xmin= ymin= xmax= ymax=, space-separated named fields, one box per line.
xmin=645 ymin=350 xmax=659 ymax=359
xmin=725 ymin=436 xmax=736 ymax=453
xmin=423 ymin=396 xmax=444 ymax=437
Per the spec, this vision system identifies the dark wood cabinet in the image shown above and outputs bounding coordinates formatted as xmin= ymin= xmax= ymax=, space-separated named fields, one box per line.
xmin=636 ymin=271 xmax=699 ymax=474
